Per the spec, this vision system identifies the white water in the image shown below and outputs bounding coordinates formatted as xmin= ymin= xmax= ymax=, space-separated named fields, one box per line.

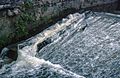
xmin=0 ymin=13 xmax=86 ymax=78
xmin=0 ymin=11 xmax=120 ymax=78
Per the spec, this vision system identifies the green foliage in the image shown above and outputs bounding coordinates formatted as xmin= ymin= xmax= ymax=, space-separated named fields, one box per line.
xmin=15 ymin=12 xmax=35 ymax=37
xmin=0 ymin=35 xmax=9 ymax=47
xmin=22 ymin=0 xmax=33 ymax=10
xmin=41 ymin=5 xmax=48 ymax=13
xmin=15 ymin=18 xmax=28 ymax=37
xmin=14 ymin=0 xmax=35 ymax=37
xmin=40 ymin=16 xmax=51 ymax=23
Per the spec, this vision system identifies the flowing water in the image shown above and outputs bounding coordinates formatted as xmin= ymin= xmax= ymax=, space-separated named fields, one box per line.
xmin=0 ymin=11 xmax=120 ymax=78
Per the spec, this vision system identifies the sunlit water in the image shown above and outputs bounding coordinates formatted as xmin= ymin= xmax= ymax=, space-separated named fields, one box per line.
xmin=0 ymin=11 xmax=120 ymax=78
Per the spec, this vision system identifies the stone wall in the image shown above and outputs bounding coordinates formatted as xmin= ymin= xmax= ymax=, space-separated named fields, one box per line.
xmin=0 ymin=0 xmax=118 ymax=49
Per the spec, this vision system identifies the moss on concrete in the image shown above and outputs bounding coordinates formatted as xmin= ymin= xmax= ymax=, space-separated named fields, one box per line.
xmin=14 ymin=0 xmax=35 ymax=37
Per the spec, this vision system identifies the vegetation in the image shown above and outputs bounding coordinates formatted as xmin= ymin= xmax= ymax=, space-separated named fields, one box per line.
xmin=14 ymin=1 xmax=35 ymax=37
xmin=0 ymin=35 xmax=8 ymax=47
xmin=22 ymin=0 xmax=33 ymax=10
xmin=15 ymin=13 xmax=35 ymax=37
xmin=41 ymin=5 xmax=48 ymax=13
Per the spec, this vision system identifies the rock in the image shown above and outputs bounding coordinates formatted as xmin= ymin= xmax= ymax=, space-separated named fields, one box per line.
xmin=0 ymin=4 xmax=11 ymax=10
xmin=7 ymin=9 xmax=14 ymax=16
xmin=13 ymin=8 xmax=20 ymax=15
xmin=0 ymin=47 xmax=18 ymax=65
xmin=0 ymin=58 xmax=4 ymax=68
xmin=0 ymin=43 xmax=18 ymax=63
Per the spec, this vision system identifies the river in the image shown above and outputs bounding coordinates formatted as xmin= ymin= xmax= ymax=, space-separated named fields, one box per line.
xmin=0 ymin=11 xmax=120 ymax=78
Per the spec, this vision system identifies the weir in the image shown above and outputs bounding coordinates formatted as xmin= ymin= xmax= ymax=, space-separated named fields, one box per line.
xmin=0 ymin=11 xmax=120 ymax=78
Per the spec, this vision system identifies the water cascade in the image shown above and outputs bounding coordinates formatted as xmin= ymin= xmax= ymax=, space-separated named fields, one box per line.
xmin=0 ymin=11 xmax=120 ymax=78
